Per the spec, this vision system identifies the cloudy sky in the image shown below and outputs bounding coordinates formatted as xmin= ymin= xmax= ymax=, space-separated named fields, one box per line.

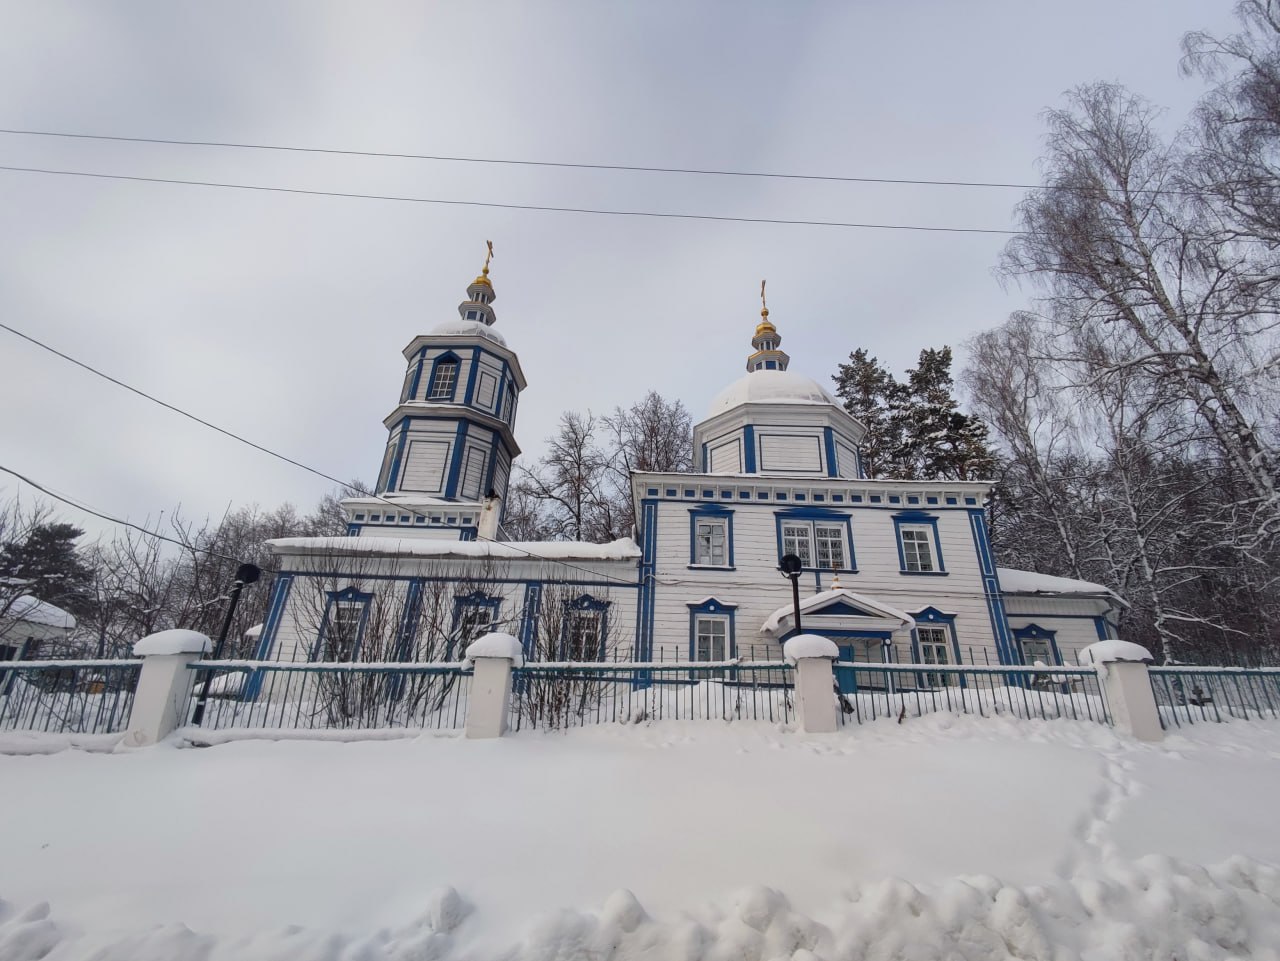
xmin=0 ymin=1 xmax=1240 ymax=540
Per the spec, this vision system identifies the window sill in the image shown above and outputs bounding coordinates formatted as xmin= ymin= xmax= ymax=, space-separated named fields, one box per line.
xmin=898 ymin=570 xmax=949 ymax=576
xmin=687 ymin=564 xmax=736 ymax=571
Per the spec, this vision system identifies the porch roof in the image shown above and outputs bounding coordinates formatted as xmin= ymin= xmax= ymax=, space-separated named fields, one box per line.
xmin=761 ymin=589 xmax=916 ymax=636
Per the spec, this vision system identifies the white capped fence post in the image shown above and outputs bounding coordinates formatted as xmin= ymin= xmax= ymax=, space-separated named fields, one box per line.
xmin=784 ymin=634 xmax=840 ymax=734
xmin=464 ymin=632 xmax=523 ymax=739
xmin=1080 ymin=640 xmax=1164 ymax=743
xmin=122 ymin=629 xmax=212 ymax=747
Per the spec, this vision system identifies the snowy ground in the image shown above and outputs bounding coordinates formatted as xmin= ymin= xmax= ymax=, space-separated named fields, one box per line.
xmin=2 ymin=717 xmax=1279 ymax=960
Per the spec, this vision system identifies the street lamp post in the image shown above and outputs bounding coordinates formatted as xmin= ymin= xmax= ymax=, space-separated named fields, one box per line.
xmin=191 ymin=562 xmax=261 ymax=726
xmin=779 ymin=553 xmax=804 ymax=636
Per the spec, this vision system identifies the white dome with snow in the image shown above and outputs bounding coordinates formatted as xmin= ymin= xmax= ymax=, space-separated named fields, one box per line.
xmin=428 ymin=319 xmax=507 ymax=347
xmin=707 ymin=369 xmax=838 ymax=417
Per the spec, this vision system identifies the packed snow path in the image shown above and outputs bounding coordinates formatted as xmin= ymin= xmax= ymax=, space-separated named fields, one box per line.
xmin=1 ymin=717 xmax=1279 ymax=960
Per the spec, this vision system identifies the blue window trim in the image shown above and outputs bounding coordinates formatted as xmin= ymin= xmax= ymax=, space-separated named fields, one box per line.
xmin=892 ymin=510 xmax=947 ymax=575
xmin=773 ymin=507 xmax=857 ymax=572
xmin=909 ymin=606 xmax=964 ymax=688
xmin=312 ymin=586 xmax=373 ymax=661
xmin=450 ymin=590 xmax=503 ymax=660
xmin=561 ymin=594 xmax=611 ymax=660
xmin=1012 ymin=623 xmax=1062 ymax=665
xmin=426 ymin=351 xmax=462 ymax=402
xmin=688 ymin=505 xmax=735 ymax=569
xmin=686 ymin=598 xmax=738 ymax=661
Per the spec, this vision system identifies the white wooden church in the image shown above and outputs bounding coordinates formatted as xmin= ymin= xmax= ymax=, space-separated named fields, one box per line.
xmin=258 ymin=255 xmax=1122 ymax=675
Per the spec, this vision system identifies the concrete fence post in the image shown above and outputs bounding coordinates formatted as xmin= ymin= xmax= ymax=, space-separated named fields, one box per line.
xmin=122 ymin=629 xmax=212 ymax=747
xmin=784 ymin=634 xmax=840 ymax=734
xmin=464 ymin=632 xmax=523 ymax=739
xmin=1080 ymin=640 xmax=1164 ymax=743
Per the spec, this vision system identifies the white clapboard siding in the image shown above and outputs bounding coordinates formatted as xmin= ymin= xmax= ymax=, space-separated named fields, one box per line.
xmin=709 ymin=438 xmax=743 ymax=473
xmin=836 ymin=442 xmax=860 ymax=479
xmin=400 ymin=439 xmax=450 ymax=493
xmin=459 ymin=446 xmax=489 ymax=500
xmin=758 ymin=432 xmax=824 ymax=473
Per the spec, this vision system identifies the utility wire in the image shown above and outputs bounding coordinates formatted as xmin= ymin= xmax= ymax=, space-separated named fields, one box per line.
xmin=0 ymin=323 xmax=635 ymax=585
xmin=0 ymin=464 xmax=277 ymax=571
xmin=0 ymin=164 xmax=1021 ymax=235
xmin=0 ymin=126 xmax=1046 ymax=192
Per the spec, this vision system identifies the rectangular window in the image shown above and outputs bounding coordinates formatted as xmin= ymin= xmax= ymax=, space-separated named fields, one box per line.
xmin=782 ymin=523 xmax=813 ymax=566
xmin=918 ymin=626 xmax=953 ymax=687
xmin=814 ymin=524 xmax=845 ymax=570
xmin=565 ymin=611 xmax=602 ymax=661
xmin=456 ymin=603 xmax=495 ymax=645
xmin=694 ymin=519 xmax=727 ymax=566
xmin=322 ymin=602 xmax=364 ymax=661
xmin=429 ymin=360 xmax=458 ymax=400
xmin=1020 ymin=638 xmax=1054 ymax=665
xmin=900 ymin=526 xmax=935 ymax=572
xmin=694 ymin=616 xmax=728 ymax=661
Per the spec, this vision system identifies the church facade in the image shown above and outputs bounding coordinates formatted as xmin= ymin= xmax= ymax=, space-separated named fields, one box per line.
xmin=256 ymin=258 xmax=1121 ymax=673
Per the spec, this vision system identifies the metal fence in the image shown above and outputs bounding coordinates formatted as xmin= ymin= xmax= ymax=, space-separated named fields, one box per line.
xmin=183 ymin=660 xmax=472 ymax=732
xmin=0 ymin=659 xmax=142 ymax=734
xmin=1149 ymin=666 xmax=1280 ymax=727
xmin=832 ymin=663 xmax=1111 ymax=726
xmin=508 ymin=661 xmax=796 ymax=731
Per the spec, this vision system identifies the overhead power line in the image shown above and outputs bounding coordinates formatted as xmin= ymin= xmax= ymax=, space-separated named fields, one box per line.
xmin=0 ymin=164 xmax=1021 ymax=236
xmin=0 ymin=323 xmax=634 ymax=585
xmin=0 ymin=126 xmax=1046 ymax=192
xmin=0 ymin=464 xmax=277 ymax=571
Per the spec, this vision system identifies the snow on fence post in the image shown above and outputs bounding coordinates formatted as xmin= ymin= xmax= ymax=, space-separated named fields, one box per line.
xmin=1079 ymin=640 xmax=1164 ymax=743
xmin=464 ymin=632 xmax=523 ymax=739
xmin=784 ymin=634 xmax=840 ymax=734
xmin=121 ymin=629 xmax=212 ymax=747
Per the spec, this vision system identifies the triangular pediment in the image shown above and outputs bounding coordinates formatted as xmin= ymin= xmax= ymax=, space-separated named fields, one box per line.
xmin=762 ymin=589 xmax=916 ymax=635
xmin=811 ymin=599 xmax=876 ymax=618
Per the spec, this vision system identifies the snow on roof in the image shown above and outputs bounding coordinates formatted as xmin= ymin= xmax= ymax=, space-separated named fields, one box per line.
xmin=5 ymin=595 xmax=75 ymax=630
xmin=265 ymin=536 xmax=642 ymax=563
xmin=762 ymin=589 xmax=915 ymax=634
xmin=428 ymin=319 xmax=508 ymax=347
xmin=998 ymin=568 xmax=1117 ymax=599
xmin=707 ymin=369 xmax=840 ymax=417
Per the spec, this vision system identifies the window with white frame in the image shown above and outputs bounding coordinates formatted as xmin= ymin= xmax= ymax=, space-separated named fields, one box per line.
xmin=781 ymin=520 xmax=847 ymax=570
xmin=694 ymin=518 xmax=728 ymax=566
xmin=428 ymin=359 xmax=458 ymax=400
xmin=694 ymin=615 xmax=728 ymax=661
xmin=900 ymin=525 xmax=936 ymax=572
xmin=917 ymin=626 xmax=954 ymax=687
xmin=1019 ymin=636 xmax=1055 ymax=665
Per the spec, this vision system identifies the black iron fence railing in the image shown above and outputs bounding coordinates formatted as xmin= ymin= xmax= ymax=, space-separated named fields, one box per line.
xmin=831 ymin=663 xmax=1111 ymax=726
xmin=508 ymin=661 xmax=795 ymax=731
xmin=1148 ymin=666 xmax=1280 ymax=727
xmin=0 ymin=659 xmax=142 ymax=734
xmin=184 ymin=660 xmax=472 ymax=732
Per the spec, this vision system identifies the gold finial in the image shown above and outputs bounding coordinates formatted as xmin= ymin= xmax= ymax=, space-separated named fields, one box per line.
xmin=760 ymin=278 xmax=768 ymax=318
xmin=483 ymin=239 xmax=494 ymax=276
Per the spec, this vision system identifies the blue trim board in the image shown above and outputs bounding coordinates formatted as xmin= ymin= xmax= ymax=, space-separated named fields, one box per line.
xmin=634 ymin=500 xmax=658 ymax=683
xmin=246 ymin=573 xmax=293 ymax=698
xmin=519 ymin=583 xmax=543 ymax=658
xmin=968 ymin=509 xmax=1016 ymax=665
xmin=892 ymin=510 xmax=947 ymax=575
xmin=823 ymin=427 xmax=838 ymax=477
xmin=407 ymin=347 xmax=427 ymax=401
xmin=385 ymin=420 xmax=410 ymax=492
xmin=444 ymin=421 xmax=469 ymax=498
xmin=463 ymin=350 xmax=481 ymax=407
xmin=1094 ymin=616 xmax=1110 ymax=640
xmin=743 ymin=425 xmax=757 ymax=473
xmin=688 ymin=504 xmax=735 ymax=567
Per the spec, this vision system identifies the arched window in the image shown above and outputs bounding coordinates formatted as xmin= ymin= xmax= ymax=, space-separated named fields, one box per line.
xmin=428 ymin=357 xmax=459 ymax=400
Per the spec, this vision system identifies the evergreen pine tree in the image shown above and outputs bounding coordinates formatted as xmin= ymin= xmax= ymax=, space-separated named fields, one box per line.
xmin=832 ymin=349 xmax=900 ymax=479
xmin=0 ymin=522 xmax=95 ymax=618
